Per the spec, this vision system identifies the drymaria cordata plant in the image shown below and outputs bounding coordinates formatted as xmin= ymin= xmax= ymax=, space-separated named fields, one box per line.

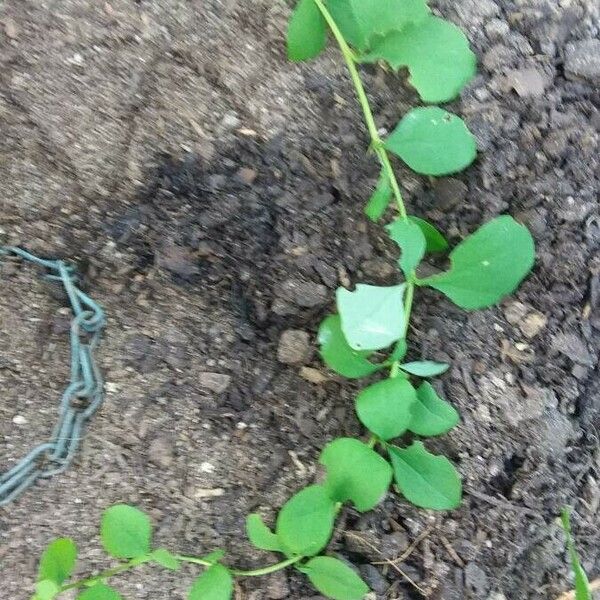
xmin=31 ymin=1 xmax=537 ymax=599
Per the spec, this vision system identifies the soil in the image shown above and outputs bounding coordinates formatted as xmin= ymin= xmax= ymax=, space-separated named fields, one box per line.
xmin=0 ymin=1 xmax=599 ymax=599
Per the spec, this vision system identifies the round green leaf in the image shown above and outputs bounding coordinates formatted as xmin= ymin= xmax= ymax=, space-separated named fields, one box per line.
xmin=326 ymin=0 xmax=429 ymax=52
xmin=362 ymin=16 xmax=476 ymax=103
xmin=318 ymin=315 xmax=382 ymax=378
xmin=189 ymin=564 xmax=233 ymax=600
xmin=301 ymin=556 xmax=369 ymax=600
xmin=35 ymin=580 xmax=60 ymax=600
xmin=336 ymin=284 xmax=407 ymax=351
xmin=246 ymin=514 xmax=283 ymax=552
xmin=409 ymin=216 xmax=449 ymax=253
xmin=356 ymin=378 xmax=417 ymax=440
xmin=100 ymin=505 xmax=152 ymax=559
xmin=77 ymin=584 xmax=124 ymax=600
xmin=320 ymin=438 xmax=392 ymax=511
xmin=385 ymin=107 xmax=477 ymax=176
xmin=388 ymin=442 xmax=461 ymax=510
xmin=419 ymin=216 xmax=535 ymax=310
xmin=276 ymin=485 xmax=336 ymax=557
xmin=387 ymin=219 xmax=426 ymax=276
xmin=399 ymin=360 xmax=449 ymax=377
xmin=409 ymin=382 xmax=459 ymax=437
xmin=38 ymin=538 xmax=78 ymax=585
xmin=288 ymin=0 xmax=327 ymax=62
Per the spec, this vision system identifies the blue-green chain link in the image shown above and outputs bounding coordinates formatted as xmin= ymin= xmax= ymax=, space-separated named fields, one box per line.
xmin=0 ymin=247 xmax=105 ymax=506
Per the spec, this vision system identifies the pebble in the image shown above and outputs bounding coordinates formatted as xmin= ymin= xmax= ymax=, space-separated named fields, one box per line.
xmin=280 ymin=279 xmax=328 ymax=308
xmin=300 ymin=366 xmax=327 ymax=385
xmin=236 ymin=167 xmax=257 ymax=185
xmin=198 ymin=372 xmax=232 ymax=393
xmin=506 ymin=67 xmax=549 ymax=97
xmin=277 ymin=330 xmax=312 ymax=365
xmin=155 ymin=244 xmax=199 ymax=278
xmin=265 ymin=570 xmax=290 ymax=599
xmin=12 ymin=415 xmax=27 ymax=425
xmin=519 ymin=311 xmax=547 ymax=338
xmin=551 ymin=332 xmax=595 ymax=367
xmin=564 ymin=39 xmax=600 ymax=83
xmin=148 ymin=436 xmax=175 ymax=469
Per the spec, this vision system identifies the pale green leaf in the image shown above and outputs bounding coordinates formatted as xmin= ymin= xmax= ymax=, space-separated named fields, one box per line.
xmin=400 ymin=361 xmax=449 ymax=377
xmin=326 ymin=0 xmax=429 ymax=51
xmin=419 ymin=216 xmax=535 ymax=310
xmin=149 ymin=548 xmax=181 ymax=571
xmin=561 ymin=508 xmax=592 ymax=600
xmin=246 ymin=514 xmax=283 ymax=552
xmin=409 ymin=216 xmax=448 ymax=253
xmin=201 ymin=550 xmax=226 ymax=565
xmin=320 ymin=438 xmax=392 ymax=511
xmin=288 ymin=0 xmax=327 ymax=62
xmin=409 ymin=382 xmax=459 ymax=437
xmin=362 ymin=16 xmax=476 ymax=103
xmin=276 ymin=485 xmax=336 ymax=556
xmin=100 ymin=505 xmax=152 ymax=559
xmin=388 ymin=442 xmax=462 ymax=510
xmin=337 ymin=284 xmax=406 ymax=351
xmin=356 ymin=378 xmax=417 ymax=440
xmin=189 ymin=565 xmax=233 ymax=600
xmin=301 ymin=556 xmax=369 ymax=600
xmin=364 ymin=171 xmax=392 ymax=221
xmin=77 ymin=584 xmax=124 ymax=600
xmin=385 ymin=107 xmax=477 ymax=176
xmin=35 ymin=580 xmax=60 ymax=600
xmin=387 ymin=219 xmax=426 ymax=276
xmin=38 ymin=538 xmax=78 ymax=585
xmin=318 ymin=315 xmax=382 ymax=379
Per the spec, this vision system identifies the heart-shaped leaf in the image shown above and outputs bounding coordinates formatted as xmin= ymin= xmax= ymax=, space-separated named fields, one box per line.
xmin=419 ymin=216 xmax=535 ymax=310
xmin=320 ymin=438 xmax=392 ymax=511
xmin=409 ymin=382 xmax=459 ymax=436
xmin=388 ymin=442 xmax=461 ymax=510
xmin=288 ymin=0 xmax=327 ymax=62
xmin=362 ymin=16 xmax=476 ymax=103
xmin=300 ymin=556 xmax=369 ymax=600
xmin=385 ymin=107 xmax=477 ymax=176
xmin=246 ymin=514 xmax=283 ymax=552
xmin=276 ymin=485 xmax=336 ymax=556
xmin=337 ymin=284 xmax=407 ymax=351
xmin=318 ymin=315 xmax=382 ymax=378
xmin=100 ymin=505 xmax=152 ymax=559
xmin=356 ymin=378 xmax=417 ymax=440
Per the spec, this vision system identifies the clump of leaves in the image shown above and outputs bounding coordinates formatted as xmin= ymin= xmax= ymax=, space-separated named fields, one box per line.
xmin=31 ymin=1 xmax=537 ymax=599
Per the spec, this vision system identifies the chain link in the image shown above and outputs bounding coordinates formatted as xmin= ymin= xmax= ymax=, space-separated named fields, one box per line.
xmin=0 ymin=247 xmax=105 ymax=506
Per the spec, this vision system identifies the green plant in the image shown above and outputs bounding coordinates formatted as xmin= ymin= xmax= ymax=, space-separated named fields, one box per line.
xmin=31 ymin=1 xmax=536 ymax=599
xmin=560 ymin=508 xmax=592 ymax=600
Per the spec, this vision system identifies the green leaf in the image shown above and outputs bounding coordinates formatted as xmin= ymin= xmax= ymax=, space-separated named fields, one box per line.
xmin=388 ymin=338 xmax=408 ymax=363
xmin=288 ymin=0 xmax=327 ymax=62
xmin=318 ymin=315 xmax=382 ymax=379
xmin=38 ymin=538 xmax=78 ymax=585
xmin=362 ymin=16 xmax=476 ymax=103
xmin=419 ymin=216 xmax=536 ymax=310
xmin=246 ymin=514 xmax=283 ymax=552
xmin=337 ymin=284 xmax=406 ymax=351
xmin=77 ymin=584 xmax=124 ymax=600
xmin=276 ymin=485 xmax=336 ymax=556
xmin=409 ymin=216 xmax=448 ymax=253
xmin=388 ymin=442 xmax=461 ymax=510
xmin=561 ymin=508 xmax=592 ymax=600
xmin=387 ymin=219 xmax=426 ymax=276
xmin=301 ymin=556 xmax=369 ymax=600
xmin=189 ymin=565 xmax=233 ymax=600
xmin=400 ymin=361 xmax=449 ymax=377
xmin=364 ymin=171 xmax=392 ymax=221
xmin=385 ymin=107 xmax=477 ymax=176
xmin=35 ymin=580 xmax=60 ymax=600
xmin=320 ymin=438 xmax=392 ymax=511
xmin=356 ymin=378 xmax=417 ymax=440
xmin=100 ymin=504 xmax=152 ymax=559
xmin=409 ymin=382 xmax=459 ymax=437
xmin=149 ymin=548 xmax=181 ymax=571
xmin=201 ymin=550 xmax=226 ymax=565
xmin=326 ymin=0 xmax=429 ymax=52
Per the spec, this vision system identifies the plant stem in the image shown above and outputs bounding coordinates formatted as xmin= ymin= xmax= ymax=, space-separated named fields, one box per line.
xmin=60 ymin=558 xmax=147 ymax=592
xmin=312 ymin=0 xmax=408 ymax=220
xmin=176 ymin=555 xmax=303 ymax=577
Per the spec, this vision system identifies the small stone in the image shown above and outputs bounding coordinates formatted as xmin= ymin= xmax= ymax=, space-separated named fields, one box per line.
xmin=198 ymin=372 xmax=232 ymax=393
xmin=564 ymin=40 xmax=600 ymax=84
xmin=280 ymin=279 xmax=328 ymax=308
xmin=12 ymin=415 xmax=27 ymax=425
xmin=155 ymin=244 xmax=199 ymax=278
xmin=551 ymin=333 xmax=595 ymax=367
xmin=193 ymin=488 xmax=225 ymax=499
xmin=4 ymin=18 xmax=18 ymax=39
xmin=266 ymin=571 xmax=290 ymax=599
xmin=277 ymin=330 xmax=312 ymax=365
xmin=359 ymin=565 xmax=388 ymax=594
xmin=300 ymin=366 xmax=327 ymax=384
xmin=506 ymin=68 xmax=549 ymax=97
xmin=503 ymin=301 xmax=528 ymax=325
xmin=237 ymin=167 xmax=257 ymax=185
xmin=519 ymin=312 xmax=547 ymax=338
xmin=148 ymin=436 xmax=175 ymax=469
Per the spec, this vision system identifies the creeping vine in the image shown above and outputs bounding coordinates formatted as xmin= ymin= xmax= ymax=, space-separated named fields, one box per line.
xmin=30 ymin=1 xmax=537 ymax=599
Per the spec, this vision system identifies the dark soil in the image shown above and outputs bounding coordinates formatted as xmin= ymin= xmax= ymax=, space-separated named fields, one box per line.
xmin=1 ymin=1 xmax=599 ymax=599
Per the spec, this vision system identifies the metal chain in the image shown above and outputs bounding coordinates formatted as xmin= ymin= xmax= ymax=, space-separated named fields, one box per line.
xmin=0 ymin=247 xmax=105 ymax=506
